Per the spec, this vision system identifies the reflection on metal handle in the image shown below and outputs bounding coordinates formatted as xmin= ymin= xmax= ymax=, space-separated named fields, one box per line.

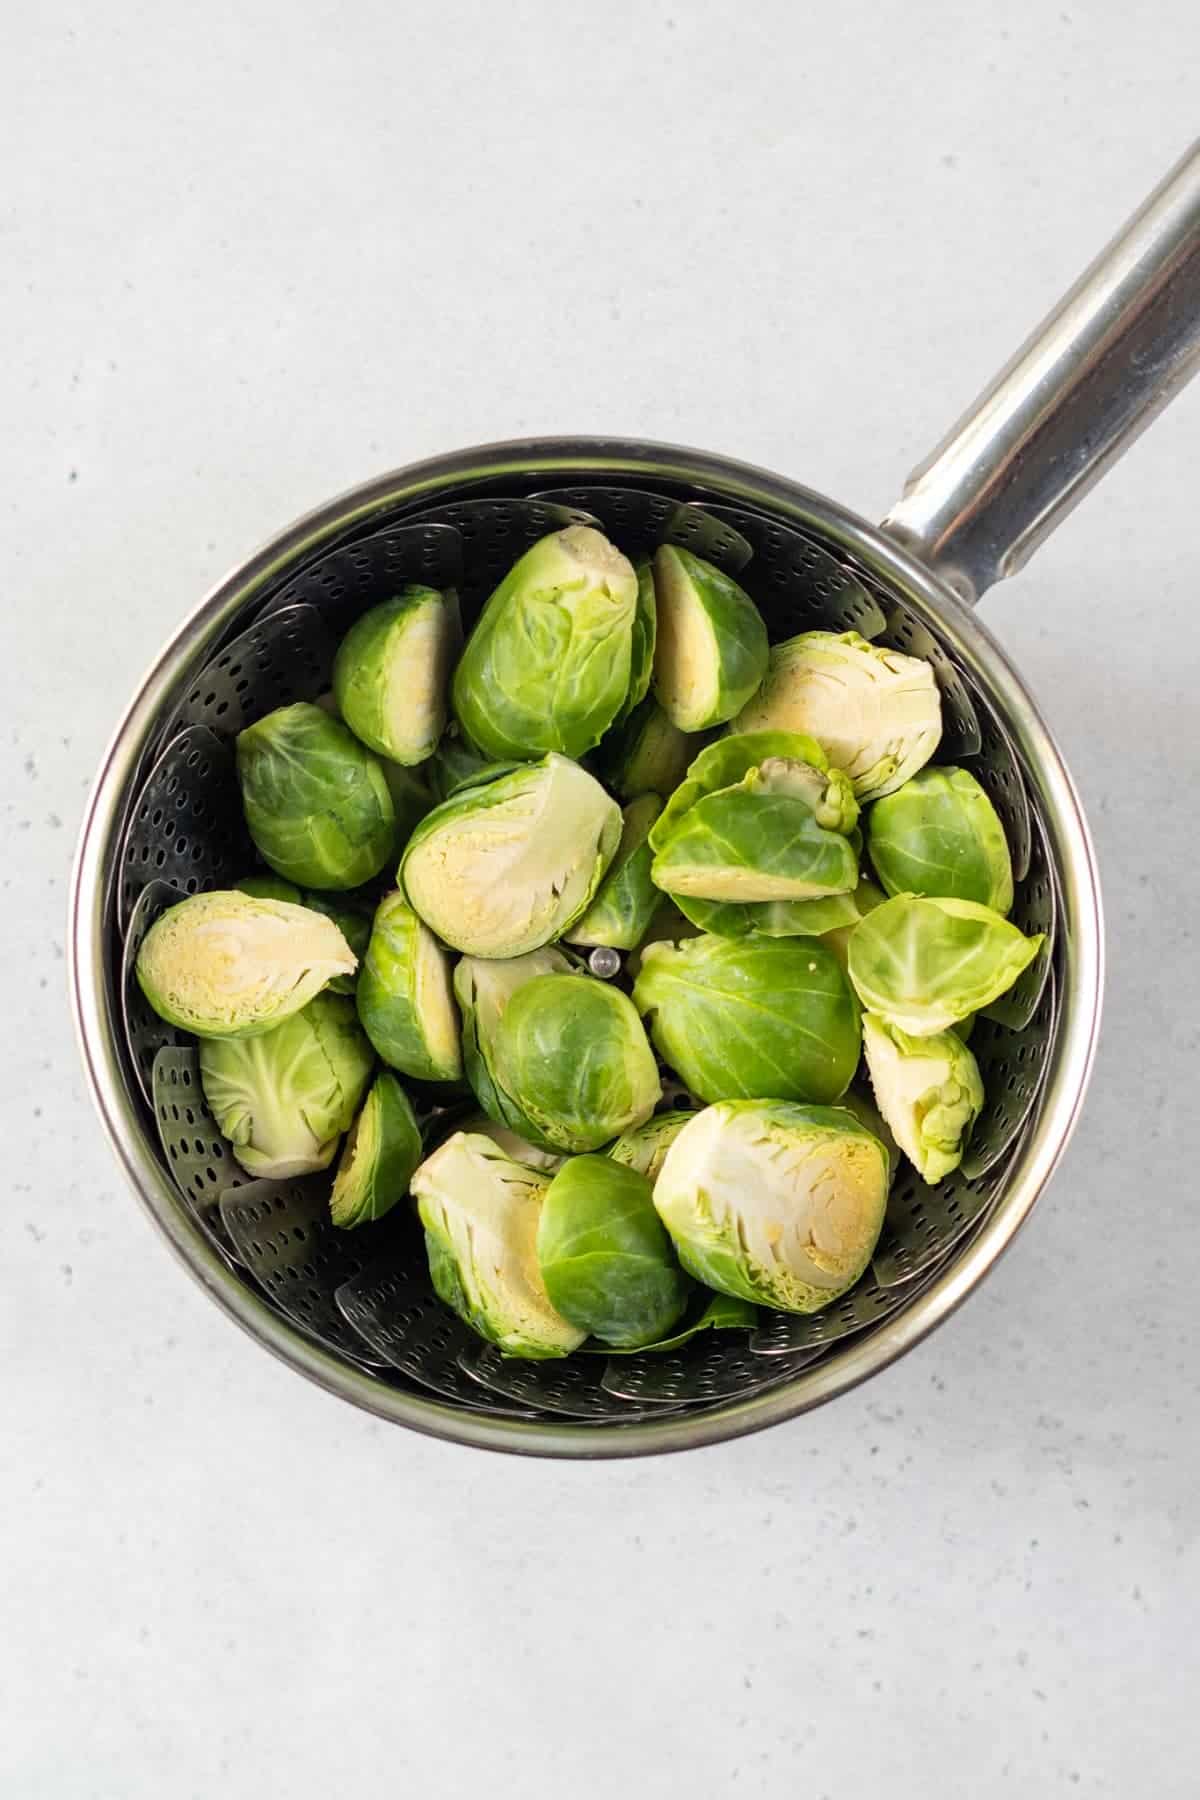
xmin=884 ymin=140 xmax=1200 ymax=603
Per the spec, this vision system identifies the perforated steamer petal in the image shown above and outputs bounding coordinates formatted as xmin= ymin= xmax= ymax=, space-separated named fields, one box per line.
xmin=71 ymin=144 xmax=1200 ymax=1456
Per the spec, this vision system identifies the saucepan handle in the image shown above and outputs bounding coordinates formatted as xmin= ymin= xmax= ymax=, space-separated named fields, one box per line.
xmin=883 ymin=139 xmax=1200 ymax=604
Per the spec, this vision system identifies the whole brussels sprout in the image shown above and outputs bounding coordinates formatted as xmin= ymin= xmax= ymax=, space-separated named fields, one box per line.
xmin=866 ymin=765 xmax=1014 ymax=914
xmin=861 ymin=1013 xmax=984 ymax=1185
xmin=454 ymin=947 xmax=575 ymax=1146
xmin=234 ymin=873 xmax=302 ymax=903
xmin=653 ymin=1100 xmax=890 ymax=1313
xmin=651 ymin=545 xmax=768 ymax=730
xmin=609 ymin=1108 xmax=699 ymax=1184
xmin=330 ymin=1071 xmax=423 ymax=1228
xmin=452 ymin=526 xmax=638 ymax=760
xmin=356 ymin=892 xmax=462 ymax=1081
xmin=300 ymin=891 xmax=372 ymax=994
xmin=565 ymin=794 xmax=663 ymax=951
xmin=632 ymin=934 xmax=861 ymax=1106
xmin=848 ymin=893 xmax=1044 ymax=1035
xmin=198 ymin=992 xmax=373 ymax=1179
xmin=492 ymin=973 xmax=661 ymax=1153
xmin=411 ymin=1131 xmax=585 ymax=1358
xmin=597 ymin=694 xmax=704 ymax=803
xmin=536 ymin=1156 xmax=693 ymax=1348
xmin=401 ymin=754 xmax=621 ymax=958
xmin=236 ymin=702 xmax=395 ymax=890
xmin=613 ymin=556 xmax=658 ymax=725
xmin=733 ymin=630 xmax=942 ymax=799
xmin=332 ymin=585 xmax=460 ymax=765
xmin=136 ymin=890 xmax=358 ymax=1039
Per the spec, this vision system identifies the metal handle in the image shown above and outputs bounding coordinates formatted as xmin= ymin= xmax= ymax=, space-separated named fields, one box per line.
xmin=884 ymin=140 xmax=1200 ymax=603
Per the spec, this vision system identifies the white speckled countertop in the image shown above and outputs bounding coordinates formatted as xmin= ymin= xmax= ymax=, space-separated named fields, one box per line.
xmin=4 ymin=4 xmax=1196 ymax=1794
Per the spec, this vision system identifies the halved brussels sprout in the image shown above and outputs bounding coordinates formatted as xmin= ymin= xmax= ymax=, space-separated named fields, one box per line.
xmin=236 ymin=702 xmax=396 ymax=890
xmin=301 ymin=891 xmax=372 ymax=995
xmin=597 ymin=694 xmax=704 ymax=803
xmin=330 ymin=1070 xmax=423 ymax=1228
xmin=861 ymin=1013 xmax=984 ymax=1185
xmin=820 ymin=878 xmax=887 ymax=969
xmin=848 ymin=893 xmax=1044 ymax=1035
xmin=565 ymin=794 xmax=663 ymax=951
xmin=457 ymin=1112 xmax=566 ymax=1174
xmin=632 ymin=934 xmax=861 ymax=1106
xmin=653 ymin=1100 xmax=890 ymax=1313
xmin=493 ymin=973 xmax=661 ymax=1152
xmin=332 ymin=585 xmax=460 ymax=765
xmin=424 ymin=734 xmax=491 ymax=803
xmin=235 ymin=873 xmax=301 ymax=903
xmin=400 ymin=754 xmax=621 ymax=958
xmin=652 ymin=545 xmax=768 ymax=730
xmin=536 ymin=1156 xmax=692 ymax=1348
xmin=356 ymin=892 xmax=462 ymax=1081
xmin=866 ymin=765 xmax=1014 ymax=914
xmin=136 ymin=890 xmax=358 ymax=1039
xmin=454 ymin=947 xmax=575 ymax=1146
xmin=609 ymin=1108 xmax=698 ymax=1184
xmin=198 ymin=992 xmax=374 ymax=1179
xmin=411 ymin=1131 xmax=585 ymax=1358
xmin=613 ymin=556 xmax=658 ymax=726
xmin=452 ymin=526 xmax=638 ymax=760
xmin=733 ymin=630 xmax=942 ymax=799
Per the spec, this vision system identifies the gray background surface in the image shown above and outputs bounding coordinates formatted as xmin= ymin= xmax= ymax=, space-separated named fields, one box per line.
xmin=4 ymin=3 xmax=1196 ymax=1794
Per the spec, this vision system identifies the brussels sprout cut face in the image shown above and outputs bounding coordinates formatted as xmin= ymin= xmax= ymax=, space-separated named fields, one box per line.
xmin=734 ymin=630 xmax=943 ymax=800
xmin=652 ymin=545 xmax=769 ymax=731
xmin=330 ymin=1071 xmax=423 ymax=1228
xmin=332 ymin=585 xmax=460 ymax=765
xmin=565 ymin=794 xmax=664 ymax=951
xmin=653 ymin=1101 xmax=890 ymax=1313
xmin=300 ymin=892 xmax=372 ymax=995
xmin=236 ymin=702 xmax=396 ymax=890
xmin=633 ymin=934 xmax=861 ymax=1106
xmin=452 ymin=526 xmax=638 ymax=760
xmin=848 ymin=893 xmax=1044 ymax=1035
xmin=198 ymin=992 xmax=374 ymax=1179
xmin=861 ymin=1013 xmax=984 ymax=1185
xmin=136 ymin=891 xmax=358 ymax=1039
xmin=356 ymin=892 xmax=462 ymax=1081
xmin=866 ymin=765 xmax=1014 ymax=914
xmin=412 ymin=1132 xmax=585 ymax=1359
xmin=401 ymin=754 xmax=621 ymax=958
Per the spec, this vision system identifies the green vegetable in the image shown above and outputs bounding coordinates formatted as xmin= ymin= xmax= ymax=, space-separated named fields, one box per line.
xmin=866 ymin=765 xmax=1013 ymax=914
xmin=565 ymin=794 xmax=663 ymax=951
xmin=457 ymin=1112 xmax=565 ymax=1174
xmin=613 ymin=556 xmax=658 ymax=725
xmin=136 ymin=890 xmax=358 ymax=1039
xmin=653 ymin=1100 xmax=890 ymax=1313
xmin=401 ymin=754 xmax=621 ymax=958
xmin=597 ymin=695 xmax=705 ymax=802
xmin=833 ymin=1087 xmax=900 ymax=1186
xmin=356 ymin=892 xmax=462 ymax=1081
xmin=234 ymin=873 xmax=301 ymax=903
xmin=632 ymin=934 xmax=861 ymax=1106
xmin=605 ymin=1290 xmax=757 ymax=1354
xmin=651 ymin=545 xmax=768 ymax=730
xmin=301 ymin=891 xmax=372 ymax=994
xmin=452 ymin=526 xmax=639 ymax=760
xmin=424 ymin=735 xmax=491 ymax=803
xmin=848 ymin=893 xmax=1044 ymax=1035
xmin=379 ymin=760 xmax=433 ymax=844
xmin=820 ymin=878 xmax=887 ymax=969
xmin=198 ymin=992 xmax=373 ymax=1178
xmin=493 ymin=973 xmax=661 ymax=1153
xmin=454 ymin=948 xmax=575 ymax=1146
xmin=332 ymin=586 xmax=460 ymax=765
xmin=330 ymin=1071 xmax=423 ymax=1227
xmin=609 ymin=1108 xmax=699 ymax=1184
xmin=536 ymin=1156 xmax=692 ymax=1347
xmin=733 ymin=630 xmax=942 ymax=799
xmin=411 ymin=1131 xmax=585 ymax=1358
xmin=624 ymin=902 xmax=701 ymax=980
xmin=861 ymin=1013 xmax=984 ymax=1184
xmin=236 ymin=702 xmax=395 ymax=890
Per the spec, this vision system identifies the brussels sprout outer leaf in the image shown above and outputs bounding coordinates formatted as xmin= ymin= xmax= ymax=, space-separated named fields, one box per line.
xmin=330 ymin=1070 xmax=423 ymax=1227
xmin=651 ymin=545 xmax=768 ymax=731
xmin=356 ymin=892 xmax=463 ymax=1080
xmin=866 ymin=765 xmax=1014 ymax=914
xmin=648 ymin=731 xmax=829 ymax=855
xmin=602 ymin=1290 xmax=758 ymax=1354
xmin=536 ymin=1156 xmax=692 ymax=1347
xmin=424 ymin=735 xmax=492 ymax=802
xmin=847 ymin=893 xmax=1043 ymax=1035
xmin=651 ymin=778 xmax=859 ymax=903
xmin=565 ymin=794 xmax=664 ymax=950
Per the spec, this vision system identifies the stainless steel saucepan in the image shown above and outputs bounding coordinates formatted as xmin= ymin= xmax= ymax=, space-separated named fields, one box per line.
xmin=70 ymin=143 xmax=1200 ymax=1456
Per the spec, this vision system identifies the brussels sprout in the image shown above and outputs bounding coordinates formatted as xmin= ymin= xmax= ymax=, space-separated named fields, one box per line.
xmin=861 ymin=1013 xmax=984 ymax=1185
xmin=356 ymin=892 xmax=462 ymax=1081
xmin=454 ymin=947 xmax=575 ymax=1145
xmin=411 ymin=1131 xmax=585 ymax=1358
xmin=401 ymin=754 xmax=621 ymax=958
xmin=610 ymin=1108 xmax=698 ymax=1184
xmin=565 ymin=795 xmax=663 ymax=951
xmin=733 ymin=630 xmax=942 ymax=799
xmin=624 ymin=902 xmax=702 ymax=980
xmin=330 ymin=1071 xmax=423 ymax=1227
xmin=379 ymin=760 xmax=433 ymax=843
xmin=300 ymin=891 xmax=372 ymax=994
xmin=452 ymin=526 xmax=638 ymax=760
xmin=198 ymin=992 xmax=374 ymax=1179
xmin=632 ymin=934 xmax=861 ymax=1106
xmin=597 ymin=695 xmax=705 ymax=803
xmin=536 ymin=1156 xmax=692 ymax=1348
xmin=136 ymin=891 xmax=358 ymax=1039
xmin=457 ymin=1112 xmax=566 ymax=1174
xmin=332 ymin=585 xmax=460 ymax=765
xmin=653 ymin=1100 xmax=890 ymax=1313
xmin=605 ymin=1290 xmax=757 ymax=1354
xmin=613 ymin=556 xmax=658 ymax=726
xmin=866 ymin=765 xmax=1014 ymax=914
xmin=848 ymin=893 xmax=1044 ymax=1035
xmin=493 ymin=973 xmax=661 ymax=1152
xmin=651 ymin=545 xmax=768 ymax=730
xmin=235 ymin=873 xmax=302 ymax=903
xmin=652 ymin=762 xmax=859 ymax=905
xmin=236 ymin=702 xmax=396 ymax=890
xmin=834 ymin=1086 xmax=900 ymax=1185
xmin=820 ymin=878 xmax=887 ymax=969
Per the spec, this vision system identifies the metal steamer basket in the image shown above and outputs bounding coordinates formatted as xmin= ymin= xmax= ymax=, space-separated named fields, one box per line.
xmin=71 ymin=145 xmax=1200 ymax=1456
